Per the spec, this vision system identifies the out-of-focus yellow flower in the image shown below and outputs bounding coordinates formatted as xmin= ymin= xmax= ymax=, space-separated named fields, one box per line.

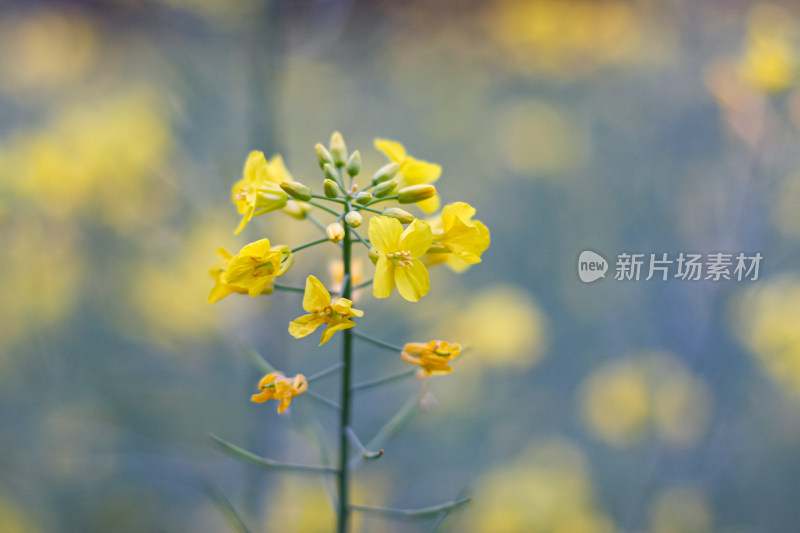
xmin=329 ymin=258 xmax=364 ymax=300
xmin=423 ymin=202 xmax=490 ymax=272
xmin=251 ymin=372 xmax=308 ymax=414
xmin=374 ymin=139 xmax=442 ymax=213
xmin=289 ymin=275 xmax=364 ymax=345
xmin=369 ymin=216 xmax=433 ymax=302
xmin=232 ymin=151 xmax=289 ymax=234
xmin=401 ymin=340 xmax=461 ymax=375
xmin=443 ymin=286 xmax=547 ymax=369
xmin=580 ymin=352 xmax=711 ymax=448
xmin=464 ymin=438 xmax=614 ymax=533
xmin=733 ymin=277 xmax=800 ymax=397
xmin=738 ymin=3 xmax=797 ymax=93
xmin=0 ymin=491 xmax=42 ymax=533
xmin=649 ymin=487 xmax=713 ymax=533
xmin=223 ymin=238 xmax=293 ymax=297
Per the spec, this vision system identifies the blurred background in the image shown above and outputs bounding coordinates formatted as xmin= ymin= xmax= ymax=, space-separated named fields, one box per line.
xmin=2 ymin=0 xmax=800 ymax=531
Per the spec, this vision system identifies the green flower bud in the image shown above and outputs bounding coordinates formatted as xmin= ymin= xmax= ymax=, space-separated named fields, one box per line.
xmin=323 ymin=163 xmax=339 ymax=184
xmin=346 ymin=150 xmax=362 ymax=176
xmin=315 ymin=143 xmax=334 ymax=169
xmin=368 ymin=247 xmax=380 ymax=265
xmin=382 ymin=207 xmax=415 ymax=224
xmin=344 ymin=211 xmax=363 ymax=228
xmin=354 ymin=191 xmax=373 ymax=205
xmin=326 ymin=222 xmax=345 ymax=243
xmin=324 ymin=178 xmax=343 ymax=198
xmin=397 ymin=184 xmax=436 ymax=204
xmin=371 ymin=162 xmax=400 ymax=184
xmin=329 ymin=131 xmax=348 ymax=167
xmin=279 ymin=180 xmax=312 ymax=201
xmin=373 ymin=180 xmax=397 ymax=198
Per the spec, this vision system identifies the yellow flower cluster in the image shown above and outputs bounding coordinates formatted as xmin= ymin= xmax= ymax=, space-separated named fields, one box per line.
xmin=209 ymin=132 xmax=490 ymax=412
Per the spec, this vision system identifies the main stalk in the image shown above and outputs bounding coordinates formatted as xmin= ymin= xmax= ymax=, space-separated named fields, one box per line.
xmin=337 ymin=222 xmax=353 ymax=533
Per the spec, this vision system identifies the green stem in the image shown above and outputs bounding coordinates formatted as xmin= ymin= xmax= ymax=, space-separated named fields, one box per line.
xmin=306 ymin=213 xmax=328 ymax=234
xmin=352 ymin=330 xmax=403 ymax=353
xmin=211 ymin=434 xmax=339 ymax=475
xmin=364 ymin=195 xmax=398 ymax=207
xmin=350 ymin=227 xmax=372 ymax=250
xmin=338 ymin=208 xmax=354 ymax=533
xmin=273 ymin=283 xmax=305 ymax=293
xmin=308 ymin=201 xmax=340 ymax=217
xmin=312 ymin=194 xmax=349 ymax=205
xmin=292 ymin=237 xmax=330 ymax=253
xmin=352 ymin=278 xmax=373 ymax=291
xmin=352 ymin=369 xmax=416 ymax=392
xmin=345 ymin=426 xmax=383 ymax=459
xmin=350 ymin=497 xmax=472 ymax=519
xmin=307 ymin=362 xmax=344 ymax=382
xmin=356 ymin=205 xmax=383 ymax=215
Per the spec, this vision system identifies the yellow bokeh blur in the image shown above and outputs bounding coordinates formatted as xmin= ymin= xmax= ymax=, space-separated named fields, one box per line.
xmin=580 ymin=351 xmax=712 ymax=448
xmin=738 ymin=3 xmax=798 ymax=93
xmin=649 ymin=486 xmax=714 ymax=533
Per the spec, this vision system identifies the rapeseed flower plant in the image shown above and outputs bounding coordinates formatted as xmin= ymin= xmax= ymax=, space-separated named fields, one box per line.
xmin=208 ymin=132 xmax=489 ymax=532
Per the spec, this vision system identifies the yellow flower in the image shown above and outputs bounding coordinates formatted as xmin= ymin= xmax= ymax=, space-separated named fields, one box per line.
xmin=374 ymin=139 xmax=441 ymax=213
xmin=401 ymin=340 xmax=461 ymax=375
xmin=207 ymin=247 xmax=248 ymax=303
xmin=289 ymin=275 xmax=364 ymax=345
xmin=223 ymin=238 xmax=293 ymax=297
xmin=251 ymin=372 xmax=308 ymax=413
xmin=368 ymin=216 xmax=433 ymax=302
xmin=423 ymin=202 xmax=491 ymax=272
xmin=231 ymin=151 xmax=289 ymax=234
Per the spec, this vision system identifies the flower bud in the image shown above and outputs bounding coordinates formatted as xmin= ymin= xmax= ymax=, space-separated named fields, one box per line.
xmin=397 ymin=184 xmax=436 ymax=204
xmin=354 ymin=191 xmax=373 ymax=205
xmin=326 ymin=222 xmax=345 ymax=243
xmin=324 ymin=178 xmax=343 ymax=198
xmin=371 ymin=162 xmax=400 ymax=184
xmin=368 ymin=247 xmax=380 ymax=265
xmin=329 ymin=131 xmax=347 ymax=167
xmin=315 ymin=143 xmax=334 ymax=169
xmin=323 ymin=163 xmax=339 ymax=184
xmin=373 ymin=180 xmax=397 ymax=198
xmin=382 ymin=207 xmax=414 ymax=224
xmin=344 ymin=211 xmax=363 ymax=228
xmin=279 ymin=181 xmax=312 ymax=201
xmin=346 ymin=150 xmax=361 ymax=176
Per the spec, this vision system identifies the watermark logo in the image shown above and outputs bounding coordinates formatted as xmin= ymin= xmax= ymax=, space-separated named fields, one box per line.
xmin=578 ymin=251 xmax=763 ymax=283
xmin=578 ymin=250 xmax=608 ymax=283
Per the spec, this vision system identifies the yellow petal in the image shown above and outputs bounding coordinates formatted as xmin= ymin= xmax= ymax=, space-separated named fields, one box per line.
xmin=320 ymin=319 xmax=356 ymax=345
xmin=373 ymin=255 xmax=395 ymax=299
xmin=238 ymin=238 xmax=273 ymax=257
xmin=244 ymin=151 xmax=268 ymax=183
xmin=234 ymin=204 xmax=255 ymax=235
xmin=302 ymin=275 xmax=331 ymax=313
xmin=368 ymin=215 xmax=403 ymax=254
xmin=277 ymin=398 xmax=292 ymax=413
xmin=416 ymin=194 xmax=440 ymax=214
xmin=208 ymin=282 xmax=234 ymax=304
xmin=289 ymin=314 xmax=326 ymax=339
xmin=266 ymin=154 xmax=293 ymax=184
xmin=398 ymin=158 xmax=441 ymax=187
xmin=399 ymin=218 xmax=433 ymax=258
xmin=394 ymin=259 xmax=430 ymax=302
xmin=374 ymin=138 xmax=407 ymax=162
xmin=441 ymin=202 xmax=477 ymax=231
xmin=215 ymin=247 xmax=234 ymax=261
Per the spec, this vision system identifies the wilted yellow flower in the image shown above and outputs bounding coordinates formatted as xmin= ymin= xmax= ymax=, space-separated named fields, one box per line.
xmin=423 ymin=202 xmax=491 ymax=272
xmin=289 ymin=275 xmax=364 ymax=345
xmin=231 ymin=151 xmax=289 ymax=234
xmin=223 ymin=238 xmax=293 ymax=297
xmin=374 ymin=139 xmax=442 ymax=213
xmin=401 ymin=340 xmax=461 ymax=375
xmin=369 ymin=216 xmax=433 ymax=302
xmin=251 ymin=372 xmax=308 ymax=413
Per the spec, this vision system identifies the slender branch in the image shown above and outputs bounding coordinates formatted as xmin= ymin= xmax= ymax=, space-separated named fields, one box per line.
xmin=273 ymin=283 xmax=305 ymax=293
xmin=364 ymin=195 xmax=398 ymax=207
xmin=292 ymin=237 xmax=330 ymax=253
xmin=350 ymin=228 xmax=372 ymax=250
xmin=349 ymin=396 xmax=419 ymax=470
xmin=345 ymin=427 xmax=384 ymax=460
xmin=207 ymin=481 xmax=253 ymax=533
xmin=210 ymin=434 xmax=339 ymax=475
xmin=353 ymin=278 xmax=373 ymax=291
xmin=307 ymin=362 xmax=344 ymax=383
xmin=306 ymin=213 xmax=328 ymax=234
xmin=308 ymin=201 xmax=340 ymax=217
xmin=352 ymin=330 xmax=403 ymax=353
xmin=352 ymin=369 xmax=416 ymax=392
xmin=356 ymin=205 xmax=383 ymax=215
xmin=338 ymin=274 xmax=350 ymax=299
xmin=306 ymin=390 xmax=341 ymax=411
xmin=242 ymin=343 xmax=275 ymax=374
xmin=350 ymin=498 xmax=472 ymax=519
xmin=312 ymin=194 xmax=348 ymax=205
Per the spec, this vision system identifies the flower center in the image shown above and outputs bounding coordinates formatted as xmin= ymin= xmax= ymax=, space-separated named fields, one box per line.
xmin=252 ymin=258 xmax=277 ymax=277
xmin=386 ymin=250 xmax=413 ymax=267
